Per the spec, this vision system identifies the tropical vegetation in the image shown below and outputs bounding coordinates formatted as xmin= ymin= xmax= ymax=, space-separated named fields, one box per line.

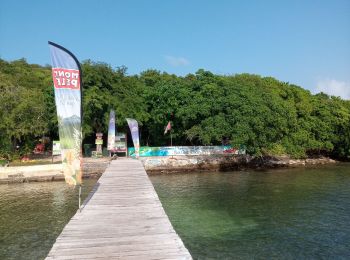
xmin=1 ymin=58 xmax=349 ymax=160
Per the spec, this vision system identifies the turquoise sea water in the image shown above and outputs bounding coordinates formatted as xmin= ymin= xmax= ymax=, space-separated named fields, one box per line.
xmin=150 ymin=164 xmax=350 ymax=259
xmin=1 ymin=165 xmax=349 ymax=259
xmin=0 ymin=179 xmax=97 ymax=260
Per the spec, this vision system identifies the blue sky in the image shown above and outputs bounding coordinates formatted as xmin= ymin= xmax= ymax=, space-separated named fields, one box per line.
xmin=1 ymin=0 xmax=349 ymax=98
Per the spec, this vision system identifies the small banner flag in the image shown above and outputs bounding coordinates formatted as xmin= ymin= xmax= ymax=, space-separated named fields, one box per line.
xmin=48 ymin=41 xmax=82 ymax=186
xmin=164 ymin=121 xmax=171 ymax=135
xmin=107 ymin=110 xmax=116 ymax=151
xmin=126 ymin=118 xmax=140 ymax=158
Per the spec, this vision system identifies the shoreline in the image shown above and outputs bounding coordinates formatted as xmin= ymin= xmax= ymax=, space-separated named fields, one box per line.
xmin=141 ymin=155 xmax=337 ymax=174
xmin=0 ymin=155 xmax=338 ymax=184
xmin=0 ymin=158 xmax=110 ymax=184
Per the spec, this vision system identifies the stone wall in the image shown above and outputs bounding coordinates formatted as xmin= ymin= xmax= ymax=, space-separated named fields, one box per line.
xmin=141 ymin=155 xmax=337 ymax=174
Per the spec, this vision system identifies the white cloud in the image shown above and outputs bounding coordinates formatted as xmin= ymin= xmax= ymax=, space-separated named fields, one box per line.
xmin=314 ymin=79 xmax=350 ymax=100
xmin=164 ymin=55 xmax=190 ymax=67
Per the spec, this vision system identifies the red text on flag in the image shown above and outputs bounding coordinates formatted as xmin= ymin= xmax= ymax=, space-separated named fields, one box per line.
xmin=52 ymin=68 xmax=80 ymax=89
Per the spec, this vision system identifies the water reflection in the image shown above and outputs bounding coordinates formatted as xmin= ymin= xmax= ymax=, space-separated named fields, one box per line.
xmin=0 ymin=179 xmax=97 ymax=260
xmin=1 ymin=164 xmax=349 ymax=259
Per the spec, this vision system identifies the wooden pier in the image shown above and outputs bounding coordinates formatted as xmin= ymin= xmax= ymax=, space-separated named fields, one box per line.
xmin=46 ymin=158 xmax=192 ymax=259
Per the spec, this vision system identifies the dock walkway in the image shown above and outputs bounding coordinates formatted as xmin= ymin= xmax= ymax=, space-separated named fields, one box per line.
xmin=46 ymin=158 xmax=192 ymax=259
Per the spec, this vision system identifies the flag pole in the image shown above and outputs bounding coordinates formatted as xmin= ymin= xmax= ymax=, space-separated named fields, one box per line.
xmin=170 ymin=129 xmax=173 ymax=158
xmin=78 ymin=184 xmax=82 ymax=212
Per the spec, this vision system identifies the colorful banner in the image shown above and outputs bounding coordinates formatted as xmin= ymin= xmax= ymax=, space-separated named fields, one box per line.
xmin=128 ymin=146 xmax=246 ymax=157
xmin=107 ymin=110 xmax=116 ymax=151
xmin=48 ymin=41 xmax=82 ymax=186
xmin=126 ymin=118 xmax=140 ymax=157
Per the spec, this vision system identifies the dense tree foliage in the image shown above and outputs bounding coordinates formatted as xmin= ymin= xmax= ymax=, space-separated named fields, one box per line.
xmin=1 ymin=58 xmax=349 ymax=159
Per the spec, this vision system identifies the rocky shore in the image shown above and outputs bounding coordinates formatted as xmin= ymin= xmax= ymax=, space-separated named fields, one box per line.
xmin=142 ymin=155 xmax=337 ymax=174
xmin=0 ymin=155 xmax=338 ymax=184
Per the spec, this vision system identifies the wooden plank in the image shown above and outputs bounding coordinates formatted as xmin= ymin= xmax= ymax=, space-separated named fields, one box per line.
xmin=46 ymin=158 xmax=192 ymax=260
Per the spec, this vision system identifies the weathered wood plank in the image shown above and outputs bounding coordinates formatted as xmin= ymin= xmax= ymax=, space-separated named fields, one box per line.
xmin=46 ymin=158 xmax=191 ymax=259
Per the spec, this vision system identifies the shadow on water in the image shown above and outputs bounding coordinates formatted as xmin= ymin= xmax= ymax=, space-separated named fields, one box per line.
xmin=80 ymin=182 xmax=100 ymax=210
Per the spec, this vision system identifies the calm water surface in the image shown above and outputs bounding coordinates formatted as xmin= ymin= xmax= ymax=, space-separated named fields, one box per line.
xmin=150 ymin=164 xmax=350 ymax=259
xmin=1 ymin=165 xmax=350 ymax=260
xmin=0 ymin=179 xmax=97 ymax=260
